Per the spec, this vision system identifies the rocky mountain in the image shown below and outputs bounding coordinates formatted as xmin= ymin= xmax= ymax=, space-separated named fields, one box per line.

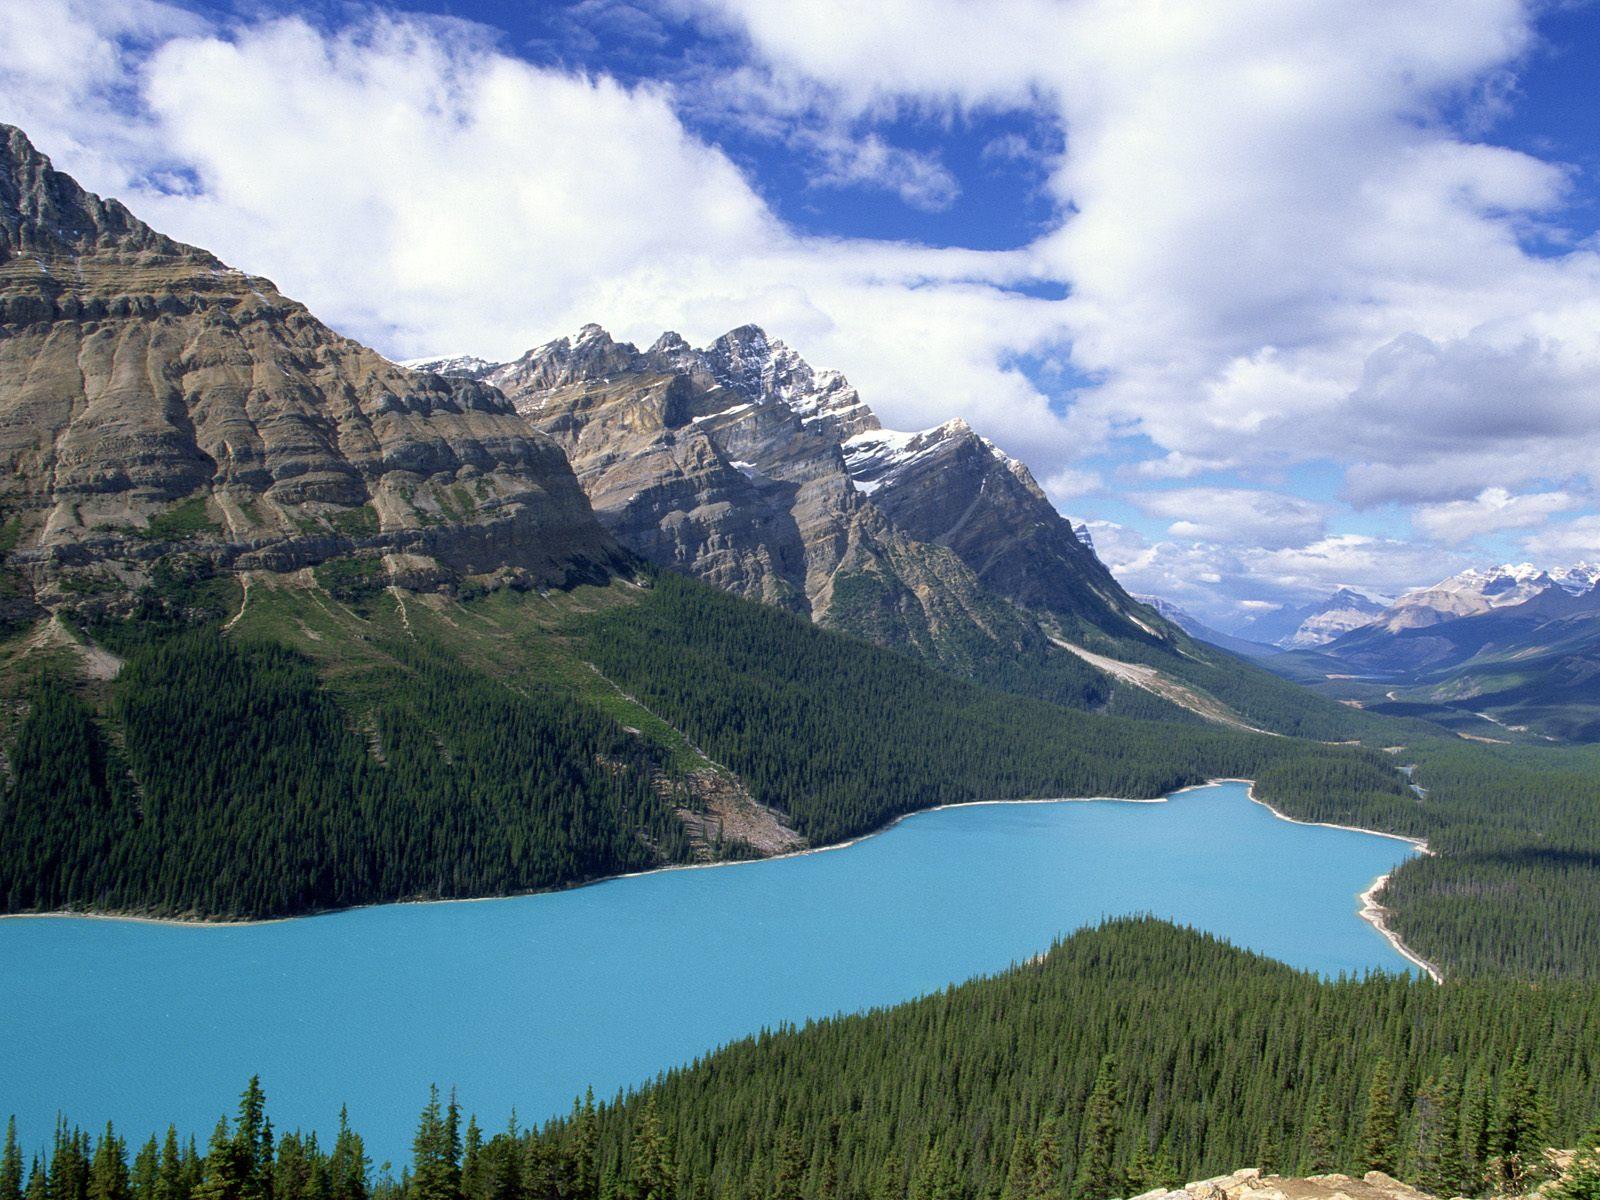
xmin=0 ymin=123 xmax=624 ymax=626
xmin=1232 ymin=588 xmax=1386 ymax=648
xmin=441 ymin=322 xmax=1170 ymax=696
xmin=398 ymin=353 xmax=498 ymax=380
xmin=1278 ymin=588 xmax=1387 ymax=648
xmin=1551 ymin=562 xmax=1600 ymax=595
xmin=1370 ymin=563 xmax=1556 ymax=633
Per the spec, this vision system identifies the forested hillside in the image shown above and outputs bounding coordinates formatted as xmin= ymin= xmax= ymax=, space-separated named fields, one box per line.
xmin=0 ymin=567 xmax=1397 ymax=920
xmin=8 ymin=922 xmax=1598 ymax=1200
xmin=7 ymin=564 xmax=1600 ymax=980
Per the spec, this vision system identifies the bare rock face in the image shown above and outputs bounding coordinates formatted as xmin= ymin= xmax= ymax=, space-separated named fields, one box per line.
xmin=1127 ymin=1169 xmax=1445 ymax=1200
xmin=475 ymin=322 xmax=1169 ymax=665
xmin=0 ymin=124 xmax=625 ymax=616
xmin=478 ymin=324 xmax=1078 ymax=672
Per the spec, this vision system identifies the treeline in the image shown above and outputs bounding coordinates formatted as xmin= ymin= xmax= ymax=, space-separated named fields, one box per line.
xmin=9 ymin=923 xmax=1599 ymax=1200
xmin=0 ymin=631 xmax=687 ymax=918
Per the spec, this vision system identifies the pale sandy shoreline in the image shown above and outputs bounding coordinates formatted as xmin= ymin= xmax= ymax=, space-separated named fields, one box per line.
xmin=1218 ymin=778 xmax=1442 ymax=982
xmin=0 ymin=779 xmax=1440 ymax=981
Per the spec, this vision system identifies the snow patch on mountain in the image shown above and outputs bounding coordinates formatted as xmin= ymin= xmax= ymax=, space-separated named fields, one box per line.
xmin=1376 ymin=563 xmax=1556 ymax=632
xmin=399 ymin=354 xmax=499 ymax=379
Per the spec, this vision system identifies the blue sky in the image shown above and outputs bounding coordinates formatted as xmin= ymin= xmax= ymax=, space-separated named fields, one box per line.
xmin=4 ymin=0 xmax=1600 ymax=625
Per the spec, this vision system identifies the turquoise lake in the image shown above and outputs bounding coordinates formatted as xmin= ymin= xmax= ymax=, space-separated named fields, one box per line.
xmin=0 ymin=782 xmax=1418 ymax=1165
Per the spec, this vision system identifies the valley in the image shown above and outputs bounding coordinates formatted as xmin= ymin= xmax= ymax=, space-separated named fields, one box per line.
xmin=3 ymin=105 xmax=1600 ymax=1200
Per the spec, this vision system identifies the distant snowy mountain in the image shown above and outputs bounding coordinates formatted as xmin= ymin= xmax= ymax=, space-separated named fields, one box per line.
xmin=1279 ymin=588 xmax=1388 ymax=649
xmin=1551 ymin=563 xmax=1600 ymax=595
xmin=1134 ymin=595 xmax=1275 ymax=657
xmin=1232 ymin=588 xmax=1386 ymax=648
xmin=1372 ymin=563 xmax=1557 ymax=633
xmin=399 ymin=354 xmax=498 ymax=380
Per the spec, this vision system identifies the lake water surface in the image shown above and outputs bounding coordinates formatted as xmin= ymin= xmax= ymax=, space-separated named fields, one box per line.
xmin=0 ymin=782 xmax=1418 ymax=1165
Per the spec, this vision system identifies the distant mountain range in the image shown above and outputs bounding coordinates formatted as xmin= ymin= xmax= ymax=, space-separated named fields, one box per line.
xmin=1222 ymin=587 xmax=1389 ymax=649
xmin=1250 ymin=563 xmax=1600 ymax=741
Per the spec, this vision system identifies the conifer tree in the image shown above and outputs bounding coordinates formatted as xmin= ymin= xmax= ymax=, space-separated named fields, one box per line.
xmin=1488 ymin=1056 xmax=1547 ymax=1195
xmin=570 ymin=1092 xmax=598 ymax=1200
xmin=767 ymin=1123 xmax=802 ymax=1200
xmin=457 ymin=1123 xmax=480 ymax=1200
xmin=1459 ymin=1070 xmax=1491 ymax=1193
xmin=130 ymin=1139 xmax=159 ymax=1200
xmin=1359 ymin=1062 xmax=1399 ymax=1176
xmin=627 ymin=1100 xmax=675 ymax=1200
xmin=1001 ymin=1133 xmax=1035 ymax=1200
xmin=2 ymin=1118 xmax=23 ymax=1200
xmin=410 ymin=1089 xmax=459 ymax=1200
xmin=1032 ymin=1126 xmax=1062 ymax=1200
xmin=873 ymin=1152 xmax=906 ymax=1200
xmin=1410 ymin=1070 xmax=1463 ymax=1198
xmin=1075 ymin=1059 xmax=1124 ymax=1200
xmin=328 ymin=1111 xmax=367 ymax=1200
xmin=196 ymin=1119 xmax=244 ymax=1200
xmin=88 ymin=1126 xmax=130 ymax=1200
xmin=155 ymin=1130 xmax=185 ymax=1200
xmin=234 ymin=1080 xmax=272 ymax=1200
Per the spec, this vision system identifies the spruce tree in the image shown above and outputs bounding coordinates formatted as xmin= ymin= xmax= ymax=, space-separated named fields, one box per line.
xmin=1359 ymin=1062 xmax=1399 ymax=1176
xmin=627 ymin=1100 xmax=675 ymax=1200
xmin=1001 ymin=1133 xmax=1035 ymax=1200
xmin=1032 ymin=1126 xmax=1062 ymax=1200
xmin=87 ymin=1126 xmax=129 ymax=1200
xmin=233 ymin=1079 xmax=272 ymax=1200
xmin=1411 ymin=1070 xmax=1463 ymax=1198
xmin=571 ymin=1092 xmax=598 ymax=1200
xmin=767 ymin=1123 xmax=802 ymax=1200
xmin=873 ymin=1152 xmax=906 ymax=1200
xmin=195 ymin=1119 xmax=244 ymax=1200
xmin=1488 ymin=1057 xmax=1547 ymax=1195
xmin=155 ymin=1130 xmax=185 ymax=1200
xmin=1459 ymin=1070 xmax=1491 ymax=1193
xmin=130 ymin=1139 xmax=159 ymax=1200
xmin=2 ymin=1119 xmax=23 ymax=1200
xmin=328 ymin=1111 xmax=367 ymax=1200
xmin=410 ymin=1089 xmax=458 ymax=1200
xmin=1075 ymin=1058 xmax=1124 ymax=1200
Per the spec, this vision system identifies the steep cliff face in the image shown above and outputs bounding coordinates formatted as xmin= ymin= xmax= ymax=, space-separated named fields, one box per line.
xmin=842 ymin=417 xmax=1151 ymax=637
xmin=472 ymin=323 xmax=1171 ymax=681
xmin=0 ymin=124 xmax=624 ymax=620
xmin=483 ymin=324 xmax=1071 ymax=675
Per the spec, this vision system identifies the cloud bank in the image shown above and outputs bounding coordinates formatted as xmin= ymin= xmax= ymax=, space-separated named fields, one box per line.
xmin=3 ymin=0 xmax=1598 ymax=619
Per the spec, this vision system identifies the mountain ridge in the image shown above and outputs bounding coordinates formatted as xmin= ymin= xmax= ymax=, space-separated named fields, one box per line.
xmin=0 ymin=123 xmax=628 ymax=630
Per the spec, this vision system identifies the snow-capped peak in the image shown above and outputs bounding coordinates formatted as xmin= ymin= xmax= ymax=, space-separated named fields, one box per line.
xmin=1377 ymin=563 xmax=1558 ymax=632
xmin=399 ymin=354 xmax=499 ymax=380
xmin=1551 ymin=562 xmax=1600 ymax=595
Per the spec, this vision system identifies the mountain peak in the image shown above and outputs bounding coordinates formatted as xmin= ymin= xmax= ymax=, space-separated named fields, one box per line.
xmin=0 ymin=123 xmax=200 ymax=264
xmin=715 ymin=322 xmax=771 ymax=349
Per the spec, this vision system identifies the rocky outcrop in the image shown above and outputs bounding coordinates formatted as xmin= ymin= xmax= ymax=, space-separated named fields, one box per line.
xmin=0 ymin=123 xmax=626 ymax=617
xmin=1128 ymin=1160 xmax=1579 ymax=1200
xmin=464 ymin=322 xmax=1175 ymax=676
